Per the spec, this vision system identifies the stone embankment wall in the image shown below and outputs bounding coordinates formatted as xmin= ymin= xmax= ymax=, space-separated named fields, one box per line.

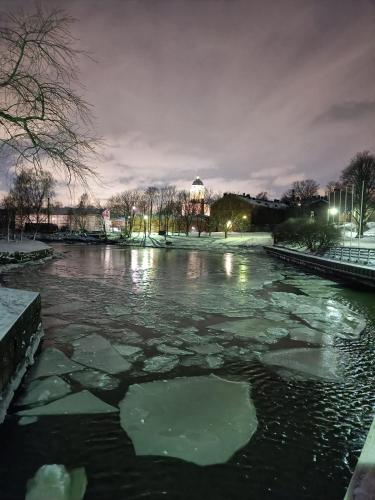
xmin=0 ymin=288 xmax=43 ymax=422
xmin=0 ymin=247 xmax=53 ymax=265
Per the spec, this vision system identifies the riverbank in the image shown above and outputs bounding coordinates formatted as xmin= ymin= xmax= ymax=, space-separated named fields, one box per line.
xmin=265 ymin=245 xmax=375 ymax=288
xmin=0 ymin=240 xmax=53 ymax=268
xmin=119 ymin=232 xmax=273 ymax=251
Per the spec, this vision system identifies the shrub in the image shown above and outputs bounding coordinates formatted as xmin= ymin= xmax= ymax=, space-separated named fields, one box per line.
xmin=273 ymin=218 xmax=341 ymax=253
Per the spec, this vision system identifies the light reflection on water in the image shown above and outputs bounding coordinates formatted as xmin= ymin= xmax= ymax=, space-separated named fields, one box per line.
xmin=0 ymin=243 xmax=374 ymax=500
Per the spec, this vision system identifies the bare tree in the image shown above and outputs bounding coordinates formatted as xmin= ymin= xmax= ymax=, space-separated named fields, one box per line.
xmin=179 ymin=190 xmax=195 ymax=236
xmin=1 ymin=193 xmax=16 ymax=241
xmin=8 ymin=169 xmax=33 ymax=239
xmin=109 ymin=190 xmax=140 ymax=237
xmin=255 ymin=191 xmax=269 ymax=201
xmin=144 ymin=186 xmax=158 ymax=233
xmin=0 ymin=7 xmax=97 ymax=183
xmin=341 ymin=151 xmax=375 ymax=236
xmin=26 ymin=170 xmax=55 ymax=238
xmin=161 ymin=185 xmax=177 ymax=235
xmin=74 ymin=192 xmax=92 ymax=233
xmin=282 ymin=179 xmax=319 ymax=205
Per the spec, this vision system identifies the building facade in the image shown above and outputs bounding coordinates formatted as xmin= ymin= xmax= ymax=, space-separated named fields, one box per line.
xmin=210 ymin=193 xmax=287 ymax=231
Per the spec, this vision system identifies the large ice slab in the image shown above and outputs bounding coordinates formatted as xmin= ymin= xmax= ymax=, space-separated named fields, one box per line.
xmin=119 ymin=374 xmax=258 ymax=466
xmin=71 ymin=334 xmax=131 ymax=374
xmin=25 ymin=464 xmax=87 ymax=500
xmin=17 ymin=390 xmax=118 ymax=416
xmin=28 ymin=348 xmax=82 ymax=381
xmin=16 ymin=376 xmax=71 ymax=407
xmin=260 ymin=347 xmax=344 ymax=381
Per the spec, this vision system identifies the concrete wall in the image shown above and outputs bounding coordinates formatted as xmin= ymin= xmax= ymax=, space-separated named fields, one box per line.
xmin=0 ymin=288 xmax=43 ymax=422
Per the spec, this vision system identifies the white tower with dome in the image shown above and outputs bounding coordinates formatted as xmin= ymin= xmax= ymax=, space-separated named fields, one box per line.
xmin=190 ymin=176 xmax=205 ymax=201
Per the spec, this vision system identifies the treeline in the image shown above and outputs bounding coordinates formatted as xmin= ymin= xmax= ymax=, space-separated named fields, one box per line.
xmin=108 ymin=186 xmax=220 ymax=237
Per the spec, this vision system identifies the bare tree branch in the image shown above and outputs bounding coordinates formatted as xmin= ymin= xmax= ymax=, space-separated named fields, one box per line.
xmin=0 ymin=6 xmax=99 ymax=185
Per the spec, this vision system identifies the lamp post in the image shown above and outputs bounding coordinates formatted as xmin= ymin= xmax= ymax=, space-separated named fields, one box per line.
xmin=241 ymin=215 xmax=247 ymax=235
xmin=225 ymin=220 xmax=232 ymax=239
xmin=143 ymin=215 xmax=148 ymax=237
xmin=328 ymin=207 xmax=338 ymax=224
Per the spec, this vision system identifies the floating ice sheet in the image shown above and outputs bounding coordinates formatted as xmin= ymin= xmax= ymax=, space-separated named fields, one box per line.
xmin=17 ymin=376 xmax=71 ymax=407
xmin=283 ymin=277 xmax=338 ymax=298
xmin=119 ymin=374 xmax=258 ymax=466
xmin=260 ymin=347 xmax=344 ymax=381
xmin=18 ymin=416 xmax=38 ymax=426
xmin=189 ymin=343 xmax=224 ymax=355
xmin=156 ymin=344 xmax=193 ymax=356
xmin=50 ymin=324 xmax=98 ymax=343
xmin=271 ymin=292 xmax=365 ymax=338
xmin=69 ymin=370 xmax=119 ymax=391
xmin=72 ymin=334 xmax=131 ymax=374
xmin=28 ymin=348 xmax=82 ymax=381
xmin=143 ymin=355 xmax=179 ymax=373
xmin=210 ymin=319 xmax=289 ymax=343
xmin=113 ymin=344 xmax=143 ymax=359
xmin=17 ymin=390 xmax=118 ymax=416
xmin=25 ymin=464 xmax=87 ymax=500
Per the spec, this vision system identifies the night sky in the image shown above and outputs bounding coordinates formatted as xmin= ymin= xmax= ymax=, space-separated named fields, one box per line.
xmin=1 ymin=0 xmax=375 ymax=203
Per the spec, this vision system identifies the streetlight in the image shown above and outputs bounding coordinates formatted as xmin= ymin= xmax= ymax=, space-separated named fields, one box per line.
xmin=225 ymin=220 xmax=232 ymax=239
xmin=328 ymin=207 xmax=338 ymax=225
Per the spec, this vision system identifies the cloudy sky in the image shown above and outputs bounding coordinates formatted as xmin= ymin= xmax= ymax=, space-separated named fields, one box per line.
xmin=1 ymin=0 xmax=375 ymax=204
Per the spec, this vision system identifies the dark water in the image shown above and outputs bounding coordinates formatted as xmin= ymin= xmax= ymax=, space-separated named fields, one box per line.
xmin=0 ymin=244 xmax=375 ymax=500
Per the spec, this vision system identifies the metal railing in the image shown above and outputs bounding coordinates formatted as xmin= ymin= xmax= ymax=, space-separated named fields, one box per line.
xmin=325 ymin=246 xmax=375 ymax=267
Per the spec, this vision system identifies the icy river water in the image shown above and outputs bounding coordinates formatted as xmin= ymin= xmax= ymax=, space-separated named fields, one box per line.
xmin=1 ymin=243 xmax=375 ymax=499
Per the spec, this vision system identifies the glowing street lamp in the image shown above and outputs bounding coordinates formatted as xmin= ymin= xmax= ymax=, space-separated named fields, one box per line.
xmin=329 ymin=207 xmax=338 ymax=216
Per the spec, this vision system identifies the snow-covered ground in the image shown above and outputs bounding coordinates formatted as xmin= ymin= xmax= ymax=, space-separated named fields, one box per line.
xmin=121 ymin=232 xmax=273 ymax=250
xmin=0 ymin=240 xmax=51 ymax=254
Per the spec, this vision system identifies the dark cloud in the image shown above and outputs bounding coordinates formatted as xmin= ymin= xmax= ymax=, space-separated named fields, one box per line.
xmin=313 ymin=101 xmax=375 ymax=124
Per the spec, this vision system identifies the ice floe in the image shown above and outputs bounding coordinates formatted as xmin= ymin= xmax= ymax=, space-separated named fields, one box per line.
xmin=28 ymin=348 xmax=82 ymax=381
xmin=189 ymin=343 xmax=224 ymax=355
xmin=209 ymin=319 xmax=289 ymax=343
xmin=156 ymin=344 xmax=193 ymax=356
xmin=18 ymin=416 xmax=38 ymax=426
xmin=119 ymin=374 xmax=258 ymax=466
xmin=260 ymin=347 xmax=344 ymax=381
xmin=143 ymin=355 xmax=179 ymax=373
xmin=17 ymin=390 xmax=118 ymax=416
xmin=69 ymin=370 xmax=119 ymax=391
xmin=71 ymin=334 xmax=131 ymax=374
xmin=113 ymin=344 xmax=143 ymax=360
xmin=16 ymin=376 xmax=71 ymax=407
xmin=25 ymin=464 xmax=87 ymax=500
xmin=271 ymin=292 xmax=365 ymax=338
xmin=50 ymin=324 xmax=99 ymax=343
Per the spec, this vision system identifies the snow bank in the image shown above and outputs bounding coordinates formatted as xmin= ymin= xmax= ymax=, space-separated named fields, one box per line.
xmin=120 ymin=232 xmax=273 ymax=251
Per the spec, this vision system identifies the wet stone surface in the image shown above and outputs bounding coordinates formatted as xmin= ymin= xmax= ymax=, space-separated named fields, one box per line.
xmin=0 ymin=244 xmax=374 ymax=499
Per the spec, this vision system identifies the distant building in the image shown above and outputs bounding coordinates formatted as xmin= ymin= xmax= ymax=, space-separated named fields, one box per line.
xmin=190 ymin=176 xmax=205 ymax=201
xmin=210 ymin=193 xmax=288 ymax=231
xmin=189 ymin=176 xmax=210 ymax=217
